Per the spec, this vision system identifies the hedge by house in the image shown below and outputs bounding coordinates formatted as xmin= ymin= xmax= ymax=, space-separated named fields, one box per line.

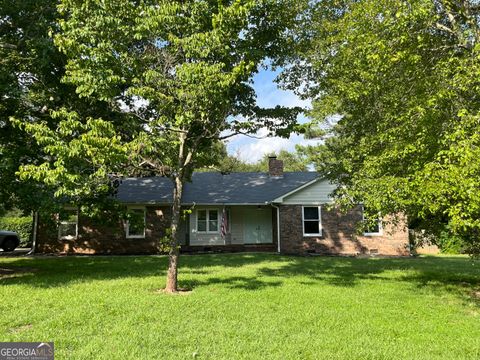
xmin=0 ymin=216 xmax=32 ymax=247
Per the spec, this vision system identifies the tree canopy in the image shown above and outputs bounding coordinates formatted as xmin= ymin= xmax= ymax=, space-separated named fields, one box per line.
xmin=16 ymin=0 xmax=303 ymax=291
xmin=206 ymin=147 xmax=311 ymax=173
xmin=1 ymin=0 xmax=134 ymax=214
xmin=1 ymin=0 xmax=62 ymax=211
xmin=286 ymin=0 xmax=480 ymax=253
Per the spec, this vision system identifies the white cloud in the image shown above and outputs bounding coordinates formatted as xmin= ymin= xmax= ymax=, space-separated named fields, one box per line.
xmin=227 ymin=128 xmax=321 ymax=163
xmin=225 ymin=69 xmax=319 ymax=163
xmin=257 ymin=87 xmax=311 ymax=110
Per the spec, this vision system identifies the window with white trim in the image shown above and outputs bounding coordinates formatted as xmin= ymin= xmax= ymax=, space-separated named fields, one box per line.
xmin=362 ymin=206 xmax=383 ymax=236
xmin=126 ymin=207 xmax=146 ymax=238
xmin=303 ymin=206 xmax=322 ymax=236
xmin=58 ymin=208 xmax=78 ymax=240
xmin=197 ymin=209 xmax=219 ymax=233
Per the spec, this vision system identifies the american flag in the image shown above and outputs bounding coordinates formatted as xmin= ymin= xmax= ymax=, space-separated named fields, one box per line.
xmin=221 ymin=207 xmax=228 ymax=241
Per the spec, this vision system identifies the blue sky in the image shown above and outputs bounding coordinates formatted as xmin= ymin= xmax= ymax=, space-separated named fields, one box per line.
xmin=225 ymin=69 xmax=320 ymax=163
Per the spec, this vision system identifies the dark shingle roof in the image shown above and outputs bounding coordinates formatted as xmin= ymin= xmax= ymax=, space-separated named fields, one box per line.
xmin=116 ymin=172 xmax=319 ymax=205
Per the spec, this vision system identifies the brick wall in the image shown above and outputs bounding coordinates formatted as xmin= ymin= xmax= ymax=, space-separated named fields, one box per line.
xmin=35 ymin=204 xmax=409 ymax=256
xmin=279 ymin=205 xmax=409 ymax=256
xmin=35 ymin=206 xmax=172 ymax=254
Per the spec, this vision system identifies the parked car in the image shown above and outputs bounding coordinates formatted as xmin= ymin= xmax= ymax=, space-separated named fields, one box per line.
xmin=0 ymin=230 xmax=20 ymax=252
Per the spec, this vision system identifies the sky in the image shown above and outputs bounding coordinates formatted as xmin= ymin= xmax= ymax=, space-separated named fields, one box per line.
xmin=225 ymin=69 xmax=321 ymax=163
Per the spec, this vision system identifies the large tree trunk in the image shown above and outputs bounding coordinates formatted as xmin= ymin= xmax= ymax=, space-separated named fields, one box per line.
xmin=164 ymin=132 xmax=193 ymax=293
xmin=165 ymin=174 xmax=184 ymax=293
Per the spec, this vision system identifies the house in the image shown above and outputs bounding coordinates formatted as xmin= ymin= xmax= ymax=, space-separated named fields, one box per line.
xmin=34 ymin=157 xmax=410 ymax=255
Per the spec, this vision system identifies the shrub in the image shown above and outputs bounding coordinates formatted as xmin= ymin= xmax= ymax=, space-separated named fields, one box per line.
xmin=409 ymin=224 xmax=470 ymax=255
xmin=437 ymin=230 xmax=468 ymax=254
xmin=0 ymin=216 xmax=33 ymax=247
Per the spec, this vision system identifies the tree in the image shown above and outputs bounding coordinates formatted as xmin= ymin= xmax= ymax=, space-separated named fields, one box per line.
xmin=284 ymin=0 xmax=480 ymax=254
xmin=21 ymin=0 xmax=302 ymax=292
xmin=201 ymin=146 xmax=311 ymax=172
xmin=0 ymin=0 xmax=60 ymax=212
xmin=1 ymin=0 xmax=134 ymax=215
xmin=252 ymin=148 xmax=310 ymax=172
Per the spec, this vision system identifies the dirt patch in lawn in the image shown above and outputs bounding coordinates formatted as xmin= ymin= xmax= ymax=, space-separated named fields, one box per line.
xmin=10 ymin=324 xmax=33 ymax=333
xmin=155 ymin=287 xmax=193 ymax=295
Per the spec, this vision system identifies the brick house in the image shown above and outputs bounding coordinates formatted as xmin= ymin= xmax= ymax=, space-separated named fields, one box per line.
xmin=34 ymin=157 xmax=409 ymax=256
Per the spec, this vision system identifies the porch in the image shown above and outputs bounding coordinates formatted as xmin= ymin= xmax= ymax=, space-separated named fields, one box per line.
xmin=180 ymin=244 xmax=276 ymax=253
xmin=179 ymin=205 xmax=277 ymax=248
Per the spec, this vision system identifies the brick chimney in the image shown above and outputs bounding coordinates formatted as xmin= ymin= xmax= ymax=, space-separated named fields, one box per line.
xmin=268 ymin=156 xmax=284 ymax=177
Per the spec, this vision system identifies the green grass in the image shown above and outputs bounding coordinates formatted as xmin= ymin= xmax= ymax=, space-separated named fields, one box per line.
xmin=0 ymin=254 xmax=479 ymax=359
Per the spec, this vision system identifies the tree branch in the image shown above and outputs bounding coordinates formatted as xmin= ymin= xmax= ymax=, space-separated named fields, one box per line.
xmin=218 ymin=130 xmax=269 ymax=140
xmin=434 ymin=22 xmax=457 ymax=36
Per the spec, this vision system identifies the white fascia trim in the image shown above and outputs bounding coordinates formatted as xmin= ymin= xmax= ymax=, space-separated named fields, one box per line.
xmin=121 ymin=201 xmax=170 ymax=206
xmin=122 ymin=202 xmax=270 ymax=206
xmin=184 ymin=203 xmax=269 ymax=206
xmin=272 ymin=177 xmax=322 ymax=203
xmin=278 ymin=201 xmax=331 ymax=206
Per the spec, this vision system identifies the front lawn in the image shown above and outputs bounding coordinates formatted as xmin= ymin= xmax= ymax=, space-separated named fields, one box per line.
xmin=0 ymin=254 xmax=479 ymax=359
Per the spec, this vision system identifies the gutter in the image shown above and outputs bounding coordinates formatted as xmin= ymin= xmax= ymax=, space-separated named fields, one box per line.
xmin=269 ymin=203 xmax=281 ymax=254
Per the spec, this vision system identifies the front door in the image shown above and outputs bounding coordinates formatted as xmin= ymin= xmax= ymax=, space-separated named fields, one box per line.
xmin=244 ymin=208 xmax=273 ymax=244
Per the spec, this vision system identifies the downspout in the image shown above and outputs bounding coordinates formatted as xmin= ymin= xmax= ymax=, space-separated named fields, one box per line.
xmin=28 ymin=211 xmax=38 ymax=255
xmin=271 ymin=204 xmax=281 ymax=254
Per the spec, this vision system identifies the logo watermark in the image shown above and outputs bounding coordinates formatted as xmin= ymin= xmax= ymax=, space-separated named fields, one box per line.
xmin=0 ymin=342 xmax=54 ymax=360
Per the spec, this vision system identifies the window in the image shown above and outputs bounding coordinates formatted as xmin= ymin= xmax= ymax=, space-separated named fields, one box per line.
xmin=197 ymin=209 xmax=219 ymax=233
xmin=126 ymin=207 xmax=146 ymax=238
xmin=303 ymin=206 xmax=322 ymax=236
xmin=197 ymin=210 xmax=207 ymax=232
xmin=58 ymin=208 xmax=78 ymax=240
xmin=209 ymin=210 xmax=218 ymax=232
xmin=362 ymin=206 xmax=383 ymax=236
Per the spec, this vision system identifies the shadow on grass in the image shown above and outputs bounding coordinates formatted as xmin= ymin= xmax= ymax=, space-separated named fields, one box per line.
xmin=184 ymin=276 xmax=283 ymax=290
xmin=259 ymin=256 xmax=478 ymax=286
xmin=0 ymin=254 xmax=478 ymax=299
xmin=0 ymin=253 xmax=278 ymax=290
xmin=258 ymin=255 xmax=480 ymax=306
